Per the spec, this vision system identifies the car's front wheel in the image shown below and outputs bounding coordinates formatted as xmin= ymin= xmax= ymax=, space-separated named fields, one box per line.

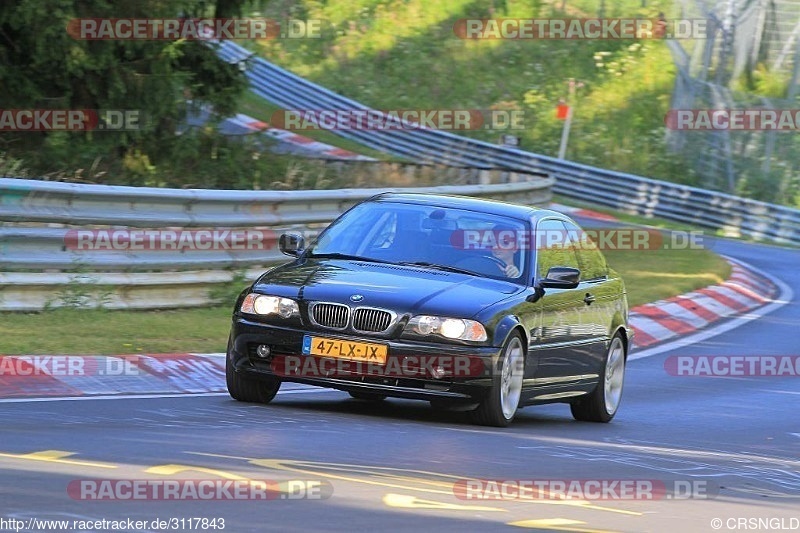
xmin=226 ymin=353 xmax=281 ymax=404
xmin=469 ymin=332 xmax=525 ymax=427
xmin=570 ymin=332 xmax=626 ymax=422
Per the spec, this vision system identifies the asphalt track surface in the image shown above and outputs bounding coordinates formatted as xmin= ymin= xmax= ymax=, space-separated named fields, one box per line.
xmin=1 ymin=230 xmax=798 ymax=533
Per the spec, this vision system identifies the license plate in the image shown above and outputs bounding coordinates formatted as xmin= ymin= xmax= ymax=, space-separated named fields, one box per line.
xmin=302 ymin=335 xmax=387 ymax=364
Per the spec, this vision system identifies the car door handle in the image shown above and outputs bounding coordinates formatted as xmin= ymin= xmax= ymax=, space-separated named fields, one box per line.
xmin=583 ymin=293 xmax=596 ymax=305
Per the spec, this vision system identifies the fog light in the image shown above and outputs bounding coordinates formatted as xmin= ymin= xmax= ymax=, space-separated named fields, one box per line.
xmin=431 ymin=365 xmax=446 ymax=379
xmin=256 ymin=345 xmax=271 ymax=358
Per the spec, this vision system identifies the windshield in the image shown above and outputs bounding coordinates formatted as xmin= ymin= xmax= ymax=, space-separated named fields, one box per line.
xmin=310 ymin=200 xmax=529 ymax=282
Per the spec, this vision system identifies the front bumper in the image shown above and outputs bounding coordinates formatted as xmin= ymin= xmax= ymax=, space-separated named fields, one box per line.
xmin=228 ymin=317 xmax=502 ymax=402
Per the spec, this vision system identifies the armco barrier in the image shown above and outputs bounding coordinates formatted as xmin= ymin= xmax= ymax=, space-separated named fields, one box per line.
xmin=0 ymin=172 xmax=552 ymax=310
xmin=214 ymin=40 xmax=800 ymax=246
xmin=0 ymin=164 xmax=546 ymax=228
xmin=0 ymin=268 xmax=267 ymax=311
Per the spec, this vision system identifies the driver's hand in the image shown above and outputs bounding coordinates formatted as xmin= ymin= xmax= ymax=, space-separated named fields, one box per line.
xmin=504 ymin=264 xmax=520 ymax=278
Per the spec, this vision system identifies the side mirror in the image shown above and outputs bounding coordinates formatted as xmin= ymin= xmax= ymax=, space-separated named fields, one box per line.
xmin=526 ymin=266 xmax=581 ymax=302
xmin=540 ymin=266 xmax=581 ymax=289
xmin=279 ymin=232 xmax=305 ymax=257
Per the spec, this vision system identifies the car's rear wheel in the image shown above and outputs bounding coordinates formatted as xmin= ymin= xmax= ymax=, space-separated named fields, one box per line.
xmin=226 ymin=352 xmax=281 ymax=404
xmin=570 ymin=333 xmax=626 ymax=422
xmin=348 ymin=391 xmax=387 ymax=401
xmin=469 ymin=332 xmax=525 ymax=427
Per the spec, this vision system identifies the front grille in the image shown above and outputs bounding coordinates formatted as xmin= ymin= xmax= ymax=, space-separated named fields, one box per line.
xmin=310 ymin=303 xmax=350 ymax=329
xmin=352 ymin=307 xmax=394 ymax=333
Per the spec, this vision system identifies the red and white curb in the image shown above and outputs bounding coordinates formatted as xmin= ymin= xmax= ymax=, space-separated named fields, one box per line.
xmin=0 ymin=353 xmax=226 ymax=399
xmin=549 ymin=203 xmax=619 ymax=222
xmin=232 ymin=113 xmax=375 ymax=161
xmin=629 ymin=257 xmax=779 ymax=348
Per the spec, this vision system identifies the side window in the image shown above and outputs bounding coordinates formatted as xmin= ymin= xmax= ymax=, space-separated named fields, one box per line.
xmin=536 ymin=219 xmax=580 ymax=279
xmin=563 ymin=220 xmax=608 ymax=280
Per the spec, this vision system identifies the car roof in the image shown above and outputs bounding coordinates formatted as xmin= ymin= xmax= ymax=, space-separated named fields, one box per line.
xmin=370 ymin=192 xmax=568 ymax=222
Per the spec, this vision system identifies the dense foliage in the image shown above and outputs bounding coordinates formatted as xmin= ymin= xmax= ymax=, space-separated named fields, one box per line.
xmin=243 ymin=0 xmax=798 ymax=205
xmin=0 ymin=0 xmax=250 ymax=185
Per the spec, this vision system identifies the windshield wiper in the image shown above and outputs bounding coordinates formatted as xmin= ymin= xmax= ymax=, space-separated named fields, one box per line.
xmin=308 ymin=252 xmax=392 ymax=264
xmin=398 ymin=261 xmax=478 ymax=276
xmin=309 ymin=255 xmax=478 ymax=275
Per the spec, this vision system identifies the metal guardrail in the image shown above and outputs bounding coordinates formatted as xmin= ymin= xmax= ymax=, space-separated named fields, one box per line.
xmin=215 ymin=40 xmax=800 ymax=246
xmin=0 ymin=175 xmax=552 ymax=310
xmin=0 ymin=176 xmax=552 ymax=271
xmin=0 ymin=173 xmax=548 ymax=229
xmin=0 ymin=268 xmax=268 ymax=312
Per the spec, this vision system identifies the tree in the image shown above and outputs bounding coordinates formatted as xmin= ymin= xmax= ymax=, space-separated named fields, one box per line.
xmin=0 ymin=0 xmax=247 ymax=173
xmin=214 ymin=0 xmax=248 ymax=18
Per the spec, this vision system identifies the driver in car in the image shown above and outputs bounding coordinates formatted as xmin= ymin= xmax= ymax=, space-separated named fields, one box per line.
xmin=490 ymin=226 xmax=521 ymax=278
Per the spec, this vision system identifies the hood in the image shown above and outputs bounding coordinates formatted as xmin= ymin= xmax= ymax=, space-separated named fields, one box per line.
xmin=254 ymin=258 xmax=524 ymax=318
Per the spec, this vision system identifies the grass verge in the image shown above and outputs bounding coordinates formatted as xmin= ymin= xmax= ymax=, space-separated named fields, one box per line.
xmin=604 ymin=247 xmax=730 ymax=308
xmin=0 ymin=307 xmax=232 ymax=356
xmin=0 ymin=247 xmax=731 ymax=355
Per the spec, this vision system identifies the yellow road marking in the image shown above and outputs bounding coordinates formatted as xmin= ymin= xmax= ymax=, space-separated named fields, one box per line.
xmin=508 ymin=518 xmax=619 ymax=532
xmin=145 ymin=464 xmax=318 ymax=496
xmin=247 ymin=458 xmax=457 ymax=495
xmin=190 ymin=453 xmax=642 ymax=516
xmin=247 ymin=458 xmax=640 ymax=514
xmin=570 ymin=504 xmax=640 ymax=516
xmin=383 ymin=493 xmax=505 ymax=512
xmin=145 ymin=464 xmax=248 ymax=480
xmin=0 ymin=450 xmax=116 ymax=469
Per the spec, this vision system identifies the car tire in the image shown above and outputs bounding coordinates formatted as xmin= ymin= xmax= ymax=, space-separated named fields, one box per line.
xmin=348 ymin=391 xmax=387 ymax=401
xmin=570 ymin=332 xmax=626 ymax=423
xmin=469 ymin=332 xmax=525 ymax=427
xmin=226 ymin=352 xmax=281 ymax=404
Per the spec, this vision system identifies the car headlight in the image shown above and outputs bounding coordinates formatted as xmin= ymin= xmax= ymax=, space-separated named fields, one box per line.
xmin=407 ymin=315 xmax=487 ymax=342
xmin=240 ymin=293 xmax=299 ymax=318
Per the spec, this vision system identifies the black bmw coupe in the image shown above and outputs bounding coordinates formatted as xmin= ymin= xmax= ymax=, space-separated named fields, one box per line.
xmin=226 ymin=193 xmax=631 ymax=426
